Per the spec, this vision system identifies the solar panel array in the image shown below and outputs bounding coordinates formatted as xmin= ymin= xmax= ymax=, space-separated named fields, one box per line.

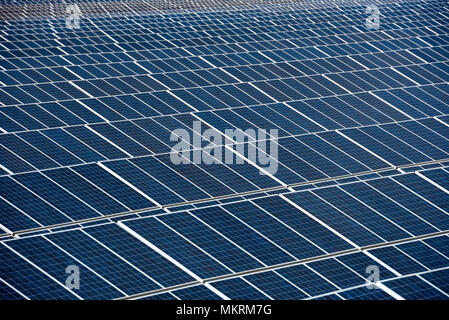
xmin=1 ymin=0 xmax=449 ymax=300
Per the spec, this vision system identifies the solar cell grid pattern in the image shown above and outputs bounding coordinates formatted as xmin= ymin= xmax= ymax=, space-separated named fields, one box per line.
xmin=1 ymin=0 xmax=449 ymax=300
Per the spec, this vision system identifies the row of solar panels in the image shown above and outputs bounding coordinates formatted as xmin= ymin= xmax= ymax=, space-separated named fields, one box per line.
xmin=143 ymin=234 xmax=449 ymax=300
xmin=1 ymin=9 xmax=446 ymax=51
xmin=0 ymin=0 xmax=445 ymax=65
xmin=1 ymin=0 xmax=448 ymax=301
xmin=2 ymin=149 xmax=449 ymax=235
xmin=0 ymin=56 xmax=448 ymax=128
xmin=1 ymin=46 xmax=448 ymax=103
xmin=1 ymin=70 xmax=448 ymax=138
xmin=0 ymin=82 xmax=447 ymax=138
xmin=1 ymin=54 xmax=448 ymax=133
xmin=0 ymin=0 xmax=317 ymax=17
xmin=1 ymin=38 xmax=447 ymax=134
xmin=1 ymin=4 xmax=446 ymax=143
xmin=2 ymin=166 xmax=449 ymax=299
xmin=1 ymin=17 xmax=447 ymax=64
xmin=1 ymin=22 xmax=446 ymax=78
xmin=0 ymin=0 xmax=441 ymax=31
xmin=2 ymin=40 xmax=446 ymax=86
xmin=0 ymin=0 xmax=426 ymax=24
xmin=1 ymin=112 xmax=449 ymax=230
xmin=1 ymin=102 xmax=449 ymax=173
xmin=141 ymin=235 xmax=449 ymax=300
xmin=5 ymin=149 xmax=440 ymax=233
xmin=0 ymin=1 xmax=444 ymax=206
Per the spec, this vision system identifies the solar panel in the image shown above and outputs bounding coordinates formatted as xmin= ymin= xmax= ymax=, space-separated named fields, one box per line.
xmin=1 ymin=0 xmax=449 ymax=301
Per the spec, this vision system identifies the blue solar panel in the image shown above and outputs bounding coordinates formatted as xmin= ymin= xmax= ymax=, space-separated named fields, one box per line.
xmin=1 ymin=0 xmax=449 ymax=300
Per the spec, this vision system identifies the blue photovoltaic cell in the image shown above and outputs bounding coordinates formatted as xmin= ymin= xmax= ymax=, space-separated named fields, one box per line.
xmin=223 ymin=200 xmax=325 ymax=259
xmin=312 ymin=186 xmax=411 ymax=241
xmin=296 ymin=134 xmax=370 ymax=174
xmin=307 ymin=258 xmax=366 ymax=290
xmin=102 ymin=159 xmax=184 ymax=205
xmin=338 ymin=285 xmax=395 ymax=300
xmin=393 ymin=173 xmax=449 ymax=214
xmin=0 ymin=144 xmax=35 ymax=173
xmin=130 ymin=156 xmax=210 ymax=201
xmin=41 ymin=128 xmax=106 ymax=163
xmin=45 ymin=230 xmax=162 ymax=295
xmin=0 ymin=176 xmax=72 ymax=226
xmin=340 ymin=182 xmax=437 ymax=236
xmin=190 ymin=206 xmax=295 ymax=266
xmin=64 ymin=126 xmax=128 ymax=159
xmin=395 ymin=241 xmax=449 ymax=270
xmin=122 ymin=217 xmax=231 ymax=278
xmin=244 ymin=271 xmax=308 ymax=299
xmin=0 ymin=134 xmax=59 ymax=170
xmin=0 ymin=245 xmax=78 ymax=300
xmin=423 ymin=236 xmax=449 ymax=258
xmin=285 ymin=190 xmax=384 ymax=246
xmin=88 ymin=123 xmax=152 ymax=157
xmin=366 ymin=177 xmax=449 ymax=230
xmin=383 ymin=276 xmax=449 ymax=300
xmin=157 ymin=154 xmax=235 ymax=197
xmin=0 ymin=279 xmax=26 ymax=300
xmin=336 ymin=252 xmax=396 ymax=281
xmin=276 ymin=264 xmax=338 ymax=297
xmin=421 ymin=268 xmax=449 ymax=295
xmin=0 ymin=198 xmax=40 ymax=232
xmin=17 ymin=131 xmax=82 ymax=166
xmin=42 ymin=167 xmax=127 ymax=215
xmin=12 ymin=171 xmax=101 ymax=221
xmin=195 ymin=159 xmax=260 ymax=194
xmin=71 ymin=163 xmax=157 ymax=210
xmin=317 ymin=131 xmax=390 ymax=170
xmin=419 ymin=169 xmax=449 ymax=193
xmin=368 ymin=246 xmax=428 ymax=275
xmin=111 ymin=120 xmax=168 ymax=154
xmin=210 ymin=278 xmax=269 ymax=300
xmin=158 ymin=211 xmax=264 ymax=272
xmin=170 ymin=285 xmax=223 ymax=300
xmin=256 ymin=195 xmax=354 ymax=253
xmin=83 ymin=223 xmax=195 ymax=287
xmin=5 ymin=237 xmax=123 ymax=299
